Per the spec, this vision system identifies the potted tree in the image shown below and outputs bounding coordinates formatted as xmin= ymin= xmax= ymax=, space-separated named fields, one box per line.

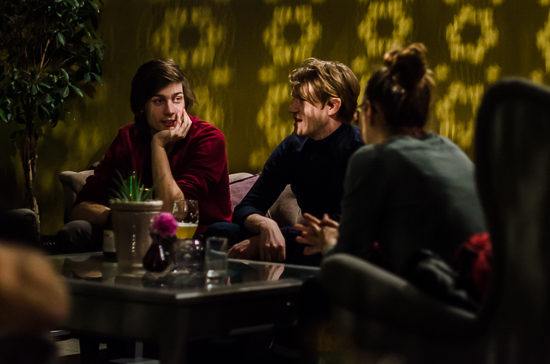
xmin=0 ymin=0 xmax=104 ymax=221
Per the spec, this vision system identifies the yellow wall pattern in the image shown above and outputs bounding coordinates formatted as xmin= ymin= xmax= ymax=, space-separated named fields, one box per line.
xmin=1 ymin=0 xmax=549 ymax=234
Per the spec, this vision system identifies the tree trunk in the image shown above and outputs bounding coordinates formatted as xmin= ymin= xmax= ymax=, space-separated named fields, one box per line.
xmin=21 ymin=117 xmax=40 ymax=231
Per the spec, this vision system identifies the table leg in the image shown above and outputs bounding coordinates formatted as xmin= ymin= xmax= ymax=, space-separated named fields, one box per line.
xmin=159 ymin=337 xmax=187 ymax=364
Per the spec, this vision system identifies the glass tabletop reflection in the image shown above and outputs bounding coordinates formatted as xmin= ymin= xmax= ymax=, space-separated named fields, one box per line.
xmin=50 ymin=253 xmax=319 ymax=300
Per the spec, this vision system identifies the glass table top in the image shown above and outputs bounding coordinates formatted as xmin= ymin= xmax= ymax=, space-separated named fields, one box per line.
xmin=50 ymin=253 xmax=319 ymax=302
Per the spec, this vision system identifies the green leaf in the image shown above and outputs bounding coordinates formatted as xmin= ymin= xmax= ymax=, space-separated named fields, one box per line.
xmin=89 ymin=0 xmax=99 ymax=12
xmin=67 ymin=0 xmax=77 ymax=7
xmin=91 ymin=72 xmax=102 ymax=86
xmin=111 ymin=172 xmax=155 ymax=202
xmin=55 ymin=0 xmax=62 ymax=3
xmin=61 ymin=86 xmax=70 ymax=98
xmin=84 ymin=73 xmax=91 ymax=82
xmin=0 ymin=109 xmax=4 ymax=120
xmin=70 ymin=85 xmax=83 ymax=97
xmin=40 ymin=104 xmax=51 ymax=116
xmin=56 ymin=32 xmax=66 ymax=46
xmin=31 ymin=84 xmax=38 ymax=95
xmin=44 ymin=93 xmax=53 ymax=103
xmin=50 ymin=109 xmax=60 ymax=127
xmin=61 ymin=68 xmax=69 ymax=81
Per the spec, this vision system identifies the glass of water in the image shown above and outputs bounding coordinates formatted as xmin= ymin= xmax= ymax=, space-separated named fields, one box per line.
xmin=205 ymin=237 xmax=229 ymax=281
xmin=171 ymin=238 xmax=204 ymax=274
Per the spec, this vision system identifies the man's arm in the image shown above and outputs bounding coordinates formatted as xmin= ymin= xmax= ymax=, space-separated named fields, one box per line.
xmin=243 ymin=213 xmax=286 ymax=262
xmin=72 ymin=127 xmax=133 ymax=225
xmin=71 ymin=201 xmax=111 ymax=226
xmin=231 ymin=140 xmax=295 ymax=262
xmin=150 ymin=110 xmax=192 ymax=212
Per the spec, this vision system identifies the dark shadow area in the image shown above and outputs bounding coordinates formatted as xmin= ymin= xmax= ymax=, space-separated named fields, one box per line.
xmin=376 ymin=18 xmax=395 ymax=39
xmin=284 ymin=23 xmax=303 ymax=45
xmin=180 ymin=26 xmax=201 ymax=50
xmin=461 ymin=23 xmax=482 ymax=45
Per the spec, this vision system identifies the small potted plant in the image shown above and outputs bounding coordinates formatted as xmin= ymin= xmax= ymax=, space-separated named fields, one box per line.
xmin=110 ymin=172 xmax=163 ymax=271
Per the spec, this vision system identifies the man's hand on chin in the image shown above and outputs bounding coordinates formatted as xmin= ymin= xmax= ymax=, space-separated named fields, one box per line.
xmin=228 ymin=235 xmax=260 ymax=260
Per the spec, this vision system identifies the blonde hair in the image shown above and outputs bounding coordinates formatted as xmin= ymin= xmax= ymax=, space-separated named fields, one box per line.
xmin=289 ymin=58 xmax=360 ymax=123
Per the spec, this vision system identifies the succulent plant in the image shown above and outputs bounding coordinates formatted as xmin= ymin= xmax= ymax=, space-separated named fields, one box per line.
xmin=111 ymin=171 xmax=155 ymax=202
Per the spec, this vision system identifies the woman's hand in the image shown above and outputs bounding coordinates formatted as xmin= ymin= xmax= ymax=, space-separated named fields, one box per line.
xmin=152 ymin=109 xmax=193 ymax=149
xmin=295 ymin=213 xmax=339 ymax=255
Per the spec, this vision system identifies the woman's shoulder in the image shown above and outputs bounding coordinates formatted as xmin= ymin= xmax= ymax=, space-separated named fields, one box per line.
xmin=379 ymin=133 xmax=461 ymax=155
xmin=349 ymin=133 xmax=459 ymax=166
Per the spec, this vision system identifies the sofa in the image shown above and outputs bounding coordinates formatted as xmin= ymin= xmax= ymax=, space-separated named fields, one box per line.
xmin=59 ymin=170 xmax=302 ymax=228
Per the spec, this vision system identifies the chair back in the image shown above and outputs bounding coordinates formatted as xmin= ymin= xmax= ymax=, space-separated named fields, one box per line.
xmin=476 ymin=79 xmax=550 ymax=344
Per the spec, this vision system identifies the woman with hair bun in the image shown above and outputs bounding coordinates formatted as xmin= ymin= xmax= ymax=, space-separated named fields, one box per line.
xmin=296 ymin=43 xmax=487 ymax=277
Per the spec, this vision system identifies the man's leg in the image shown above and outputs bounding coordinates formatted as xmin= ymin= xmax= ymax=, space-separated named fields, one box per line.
xmin=56 ymin=220 xmax=103 ymax=253
xmin=203 ymin=222 xmax=244 ymax=247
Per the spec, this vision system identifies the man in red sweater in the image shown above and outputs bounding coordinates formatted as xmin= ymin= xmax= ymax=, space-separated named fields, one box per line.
xmin=57 ymin=59 xmax=232 ymax=252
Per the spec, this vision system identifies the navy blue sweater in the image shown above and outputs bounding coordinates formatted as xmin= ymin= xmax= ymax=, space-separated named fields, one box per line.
xmin=233 ymin=124 xmax=364 ymax=227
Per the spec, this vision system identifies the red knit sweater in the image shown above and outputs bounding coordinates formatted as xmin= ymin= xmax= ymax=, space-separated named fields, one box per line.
xmin=75 ymin=116 xmax=232 ymax=233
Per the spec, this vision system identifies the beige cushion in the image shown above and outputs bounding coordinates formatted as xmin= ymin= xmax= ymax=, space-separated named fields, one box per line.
xmin=229 ymin=173 xmax=301 ymax=227
xmin=267 ymin=185 xmax=302 ymax=227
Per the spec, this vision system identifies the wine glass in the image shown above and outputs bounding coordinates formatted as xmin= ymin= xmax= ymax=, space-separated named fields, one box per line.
xmin=172 ymin=199 xmax=199 ymax=239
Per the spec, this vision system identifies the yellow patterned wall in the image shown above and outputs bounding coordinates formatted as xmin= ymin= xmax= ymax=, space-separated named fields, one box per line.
xmin=1 ymin=0 xmax=550 ymax=234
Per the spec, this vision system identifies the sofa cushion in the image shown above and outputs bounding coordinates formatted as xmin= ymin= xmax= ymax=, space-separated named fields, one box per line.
xmin=59 ymin=170 xmax=95 ymax=222
xmin=267 ymin=185 xmax=302 ymax=227
xmin=229 ymin=173 xmax=259 ymax=211
xmin=229 ymin=173 xmax=301 ymax=227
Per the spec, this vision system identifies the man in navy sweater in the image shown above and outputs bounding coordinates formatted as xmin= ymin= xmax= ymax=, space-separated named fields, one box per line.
xmin=230 ymin=58 xmax=363 ymax=266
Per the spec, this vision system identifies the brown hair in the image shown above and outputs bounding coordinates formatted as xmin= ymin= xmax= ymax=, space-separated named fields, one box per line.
xmin=365 ymin=43 xmax=435 ymax=132
xmin=130 ymin=59 xmax=197 ymax=127
xmin=289 ymin=58 xmax=360 ymax=123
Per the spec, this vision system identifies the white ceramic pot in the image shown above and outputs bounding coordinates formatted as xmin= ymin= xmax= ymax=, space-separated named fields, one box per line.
xmin=110 ymin=200 xmax=164 ymax=270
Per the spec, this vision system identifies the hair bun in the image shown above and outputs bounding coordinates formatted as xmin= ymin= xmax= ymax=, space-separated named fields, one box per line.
xmin=384 ymin=43 xmax=428 ymax=90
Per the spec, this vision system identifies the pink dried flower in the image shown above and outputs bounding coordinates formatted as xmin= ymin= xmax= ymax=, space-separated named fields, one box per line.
xmin=152 ymin=212 xmax=177 ymax=237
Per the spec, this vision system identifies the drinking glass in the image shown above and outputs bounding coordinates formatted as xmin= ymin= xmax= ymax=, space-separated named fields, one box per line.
xmin=173 ymin=199 xmax=199 ymax=239
xmin=172 ymin=238 xmax=204 ymax=274
xmin=205 ymin=237 xmax=228 ymax=281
